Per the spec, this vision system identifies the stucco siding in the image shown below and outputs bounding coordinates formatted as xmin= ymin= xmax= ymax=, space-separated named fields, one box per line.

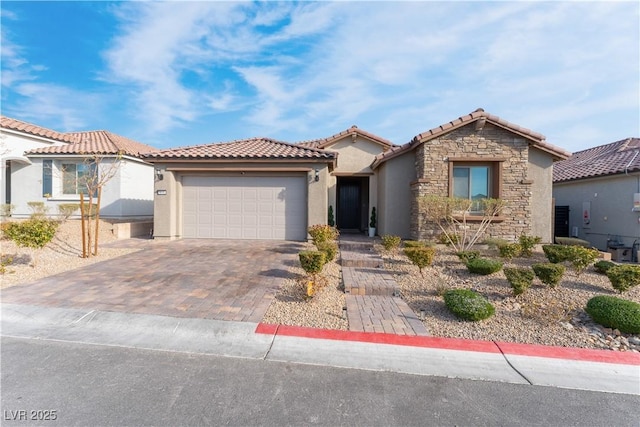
xmin=528 ymin=147 xmax=555 ymax=242
xmin=116 ymin=160 xmax=155 ymax=217
xmin=553 ymin=173 xmax=640 ymax=250
xmin=377 ymin=151 xmax=415 ymax=238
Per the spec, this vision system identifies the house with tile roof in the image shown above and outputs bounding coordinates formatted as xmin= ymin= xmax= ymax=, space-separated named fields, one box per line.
xmin=1 ymin=116 xmax=157 ymax=219
xmin=553 ymin=137 xmax=640 ymax=261
xmin=144 ymin=108 xmax=569 ymax=243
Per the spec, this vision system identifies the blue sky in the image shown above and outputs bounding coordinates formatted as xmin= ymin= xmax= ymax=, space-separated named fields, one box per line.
xmin=1 ymin=1 xmax=638 ymax=152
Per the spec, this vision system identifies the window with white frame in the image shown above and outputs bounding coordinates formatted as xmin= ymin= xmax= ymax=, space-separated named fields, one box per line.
xmin=61 ymin=162 xmax=96 ymax=195
xmin=450 ymin=161 xmax=502 ymax=213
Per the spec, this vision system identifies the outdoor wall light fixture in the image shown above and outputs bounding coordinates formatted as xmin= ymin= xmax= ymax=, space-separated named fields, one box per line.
xmin=314 ymin=169 xmax=320 ymax=182
xmin=155 ymin=168 xmax=164 ymax=180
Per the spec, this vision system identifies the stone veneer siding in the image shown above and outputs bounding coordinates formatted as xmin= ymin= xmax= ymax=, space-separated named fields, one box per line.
xmin=410 ymin=122 xmax=533 ymax=241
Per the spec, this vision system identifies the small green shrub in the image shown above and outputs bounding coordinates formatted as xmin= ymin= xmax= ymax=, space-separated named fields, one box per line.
xmin=555 ymin=236 xmax=591 ymax=247
xmin=1 ymin=204 xmax=14 ymax=217
xmin=542 ymin=244 xmax=572 ymax=263
xmin=0 ymin=254 xmax=13 ymax=274
xmin=585 ymin=296 xmax=640 ymax=334
xmin=466 ymin=258 xmax=503 ymax=275
xmin=504 ymin=267 xmax=535 ymax=296
xmin=437 ymin=232 xmax=459 ymax=246
xmin=327 ymin=206 xmax=335 ymax=227
xmin=57 ymin=203 xmax=80 ymax=221
xmin=316 ymin=241 xmax=338 ymax=263
xmin=27 ymin=201 xmax=48 ymax=218
xmin=404 ymin=240 xmax=425 ymax=248
xmin=298 ymin=251 xmax=326 ymax=275
xmin=518 ymin=234 xmax=541 ymax=257
xmin=3 ymin=219 xmax=59 ymax=249
xmin=483 ymin=237 xmax=509 ymax=250
xmin=593 ymin=260 xmax=616 ymax=275
xmin=532 ymin=263 xmax=565 ymax=287
xmin=404 ymin=246 xmax=436 ymax=276
xmin=369 ymin=207 xmax=376 ymax=228
xmin=308 ymin=224 xmax=339 ymax=245
xmin=456 ymin=250 xmax=480 ymax=264
xmin=606 ymin=265 xmax=640 ymax=293
xmin=444 ymin=289 xmax=495 ymax=321
xmin=381 ymin=235 xmax=402 ymax=252
xmin=498 ymin=242 xmax=522 ymax=260
xmin=568 ymin=246 xmax=599 ymax=275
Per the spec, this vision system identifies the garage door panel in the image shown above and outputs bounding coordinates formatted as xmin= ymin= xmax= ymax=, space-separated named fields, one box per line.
xmin=182 ymin=175 xmax=306 ymax=240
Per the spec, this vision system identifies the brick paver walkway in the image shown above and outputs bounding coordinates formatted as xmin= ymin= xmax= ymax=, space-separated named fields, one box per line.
xmin=1 ymin=239 xmax=304 ymax=323
xmin=339 ymin=235 xmax=429 ymax=336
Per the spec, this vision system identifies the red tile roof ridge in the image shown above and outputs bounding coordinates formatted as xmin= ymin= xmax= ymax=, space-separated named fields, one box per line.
xmin=300 ymin=125 xmax=396 ymax=149
xmin=1 ymin=115 xmax=77 ymax=143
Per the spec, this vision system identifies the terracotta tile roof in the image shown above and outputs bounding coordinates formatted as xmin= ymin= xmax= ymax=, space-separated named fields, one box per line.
xmin=297 ymin=125 xmax=396 ymax=149
xmin=26 ymin=130 xmax=157 ymax=158
xmin=553 ymin=138 xmax=640 ymax=182
xmin=143 ymin=137 xmax=337 ymax=161
xmin=372 ymin=108 xmax=571 ymax=168
xmin=1 ymin=115 xmax=76 ymax=143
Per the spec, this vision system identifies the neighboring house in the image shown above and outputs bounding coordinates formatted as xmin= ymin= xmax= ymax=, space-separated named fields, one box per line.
xmin=145 ymin=108 xmax=570 ymax=243
xmin=553 ymin=137 xmax=640 ymax=261
xmin=1 ymin=116 xmax=157 ymax=219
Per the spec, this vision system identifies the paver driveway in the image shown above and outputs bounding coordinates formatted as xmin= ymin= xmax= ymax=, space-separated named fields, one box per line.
xmin=1 ymin=239 xmax=305 ymax=322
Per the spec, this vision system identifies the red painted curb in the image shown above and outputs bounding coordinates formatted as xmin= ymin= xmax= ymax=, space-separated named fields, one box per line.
xmin=256 ymin=323 xmax=640 ymax=366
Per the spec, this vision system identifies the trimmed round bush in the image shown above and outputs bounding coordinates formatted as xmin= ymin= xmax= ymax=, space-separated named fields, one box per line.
xmin=606 ymin=265 xmax=640 ymax=293
xmin=466 ymin=258 xmax=503 ymax=275
xmin=308 ymin=224 xmax=338 ymax=245
xmin=404 ymin=246 xmax=436 ymax=276
xmin=316 ymin=241 xmax=338 ymax=263
xmin=456 ymin=250 xmax=480 ymax=264
xmin=542 ymin=244 xmax=572 ymax=263
xmin=298 ymin=251 xmax=325 ymax=275
xmin=444 ymin=289 xmax=495 ymax=321
xmin=518 ymin=234 xmax=541 ymax=257
xmin=381 ymin=235 xmax=402 ymax=251
xmin=504 ymin=267 xmax=535 ymax=296
xmin=532 ymin=263 xmax=565 ymax=287
xmin=585 ymin=296 xmax=640 ymax=334
xmin=498 ymin=243 xmax=522 ymax=260
xmin=568 ymin=246 xmax=599 ymax=275
xmin=593 ymin=260 xmax=616 ymax=275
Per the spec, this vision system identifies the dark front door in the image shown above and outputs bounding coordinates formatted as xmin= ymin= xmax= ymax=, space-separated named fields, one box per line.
xmin=338 ymin=179 xmax=361 ymax=230
xmin=555 ymin=206 xmax=570 ymax=237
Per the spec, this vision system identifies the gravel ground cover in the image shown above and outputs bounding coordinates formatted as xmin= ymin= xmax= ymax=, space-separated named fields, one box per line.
xmin=1 ymin=219 xmax=140 ymax=289
xmin=377 ymin=243 xmax=640 ymax=352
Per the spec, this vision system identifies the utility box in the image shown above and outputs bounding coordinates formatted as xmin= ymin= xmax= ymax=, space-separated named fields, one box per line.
xmin=609 ymin=247 xmax=632 ymax=262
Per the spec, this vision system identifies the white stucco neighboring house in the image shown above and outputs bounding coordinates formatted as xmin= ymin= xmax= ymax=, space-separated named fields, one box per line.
xmin=553 ymin=137 xmax=640 ymax=262
xmin=1 ymin=116 xmax=157 ymax=219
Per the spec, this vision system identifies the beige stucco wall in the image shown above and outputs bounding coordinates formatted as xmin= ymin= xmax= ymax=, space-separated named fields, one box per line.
xmin=324 ymin=136 xmax=387 ymax=216
xmin=376 ymin=151 xmax=415 ymax=238
xmin=553 ymin=173 xmax=640 ymax=250
xmin=151 ymin=161 xmax=330 ymax=240
xmin=528 ymin=147 xmax=555 ymax=243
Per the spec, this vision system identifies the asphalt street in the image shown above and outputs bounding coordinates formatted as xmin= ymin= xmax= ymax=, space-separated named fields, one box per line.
xmin=2 ymin=337 xmax=639 ymax=427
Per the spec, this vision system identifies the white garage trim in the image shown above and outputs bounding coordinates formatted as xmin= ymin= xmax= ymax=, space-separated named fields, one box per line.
xmin=182 ymin=175 xmax=307 ymax=240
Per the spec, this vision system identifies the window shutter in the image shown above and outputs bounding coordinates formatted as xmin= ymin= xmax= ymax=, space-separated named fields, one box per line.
xmin=42 ymin=160 xmax=52 ymax=196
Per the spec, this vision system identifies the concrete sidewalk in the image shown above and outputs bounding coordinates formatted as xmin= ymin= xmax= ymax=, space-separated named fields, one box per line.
xmin=2 ymin=303 xmax=638 ymax=395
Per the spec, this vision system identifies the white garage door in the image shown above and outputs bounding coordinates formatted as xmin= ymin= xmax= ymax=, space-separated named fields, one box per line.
xmin=182 ymin=175 xmax=307 ymax=240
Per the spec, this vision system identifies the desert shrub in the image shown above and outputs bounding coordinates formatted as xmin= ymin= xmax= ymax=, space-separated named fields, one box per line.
xmin=585 ymin=296 xmax=640 ymax=334
xmin=437 ymin=232 xmax=459 ymax=246
xmin=555 ymin=236 xmax=591 ymax=247
xmin=57 ymin=203 xmax=80 ymax=221
xmin=308 ymin=224 xmax=339 ymax=246
xmin=0 ymin=221 xmax=13 ymax=238
xmin=381 ymin=235 xmax=402 ymax=252
xmin=443 ymin=289 xmax=495 ymax=321
xmin=1 ymin=204 xmax=14 ymax=217
xmin=316 ymin=241 xmax=338 ymax=263
xmin=483 ymin=237 xmax=509 ymax=250
xmin=498 ymin=242 xmax=522 ymax=260
xmin=522 ymin=297 xmax=575 ymax=325
xmin=298 ymin=251 xmax=326 ymax=275
xmin=456 ymin=250 xmax=480 ymax=264
xmin=532 ymin=263 xmax=565 ymax=287
xmin=518 ymin=234 xmax=541 ymax=257
xmin=404 ymin=246 xmax=436 ymax=276
xmin=504 ymin=267 xmax=535 ymax=296
xmin=606 ymin=265 xmax=640 ymax=293
xmin=594 ymin=260 xmax=616 ymax=275
xmin=466 ymin=258 xmax=503 ymax=275
xmin=3 ymin=219 xmax=58 ymax=249
xmin=27 ymin=201 xmax=48 ymax=218
xmin=568 ymin=246 xmax=599 ymax=275
xmin=542 ymin=244 xmax=572 ymax=263
xmin=0 ymin=254 xmax=13 ymax=274
xmin=403 ymin=240 xmax=425 ymax=248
